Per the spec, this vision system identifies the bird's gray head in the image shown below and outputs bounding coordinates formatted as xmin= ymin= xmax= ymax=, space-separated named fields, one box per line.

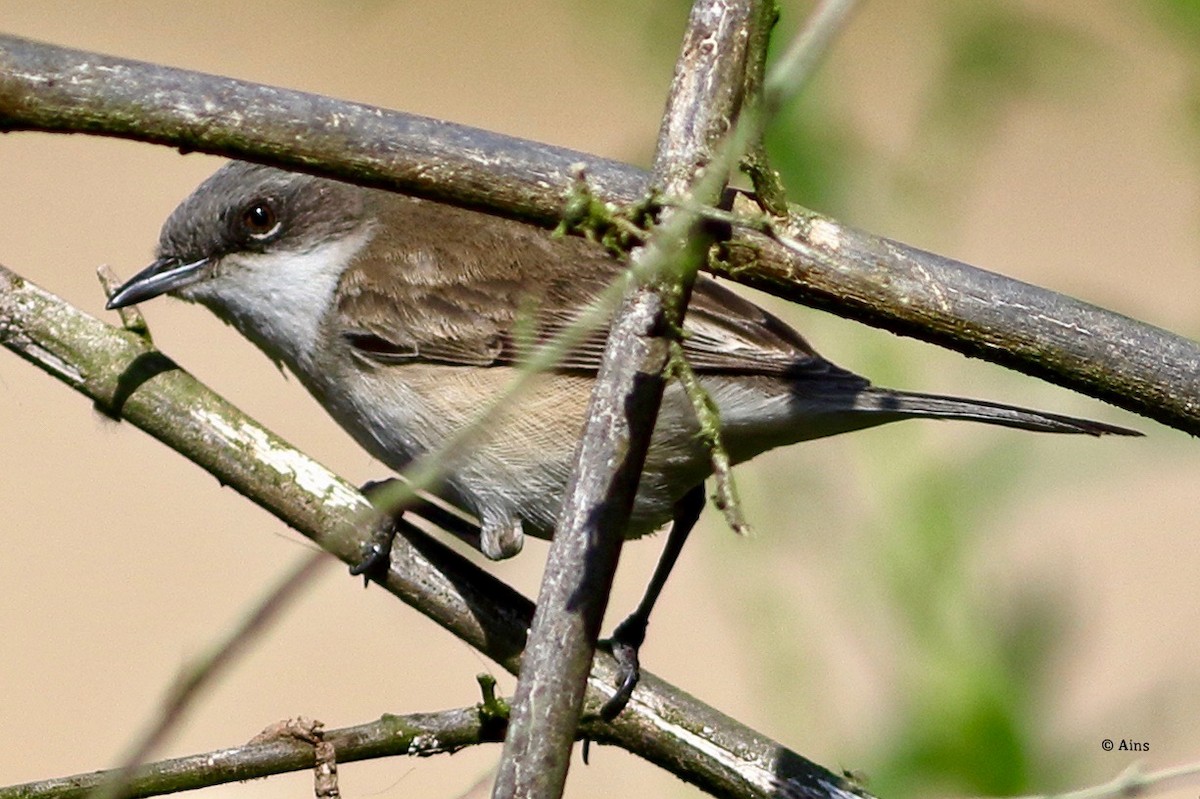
xmin=107 ymin=161 xmax=375 ymax=368
xmin=108 ymin=161 xmax=368 ymax=310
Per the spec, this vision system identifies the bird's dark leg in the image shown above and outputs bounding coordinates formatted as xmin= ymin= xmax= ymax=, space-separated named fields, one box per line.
xmin=600 ymin=484 xmax=706 ymax=719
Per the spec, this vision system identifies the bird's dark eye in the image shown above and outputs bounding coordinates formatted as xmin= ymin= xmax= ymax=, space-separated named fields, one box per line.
xmin=239 ymin=200 xmax=280 ymax=239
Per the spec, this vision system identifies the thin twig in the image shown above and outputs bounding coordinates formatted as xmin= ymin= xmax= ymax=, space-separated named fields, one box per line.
xmin=97 ymin=265 xmax=150 ymax=337
xmin=1 ymin=699 xmax=507 ymax=799
xmin=90 ymin=551 xmax=332 ymax=799
xmin=762 ymin=0 xmax=860 ymax=116
xmin=1009 ymin=760 xmax=1200 ymax=799
xmin=668 ymin=340 xmax=750 ymax=535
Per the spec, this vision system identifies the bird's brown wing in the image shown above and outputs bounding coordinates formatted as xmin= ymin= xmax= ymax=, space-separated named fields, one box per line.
xmin=335 ymin=194 xmax=863 ymax=385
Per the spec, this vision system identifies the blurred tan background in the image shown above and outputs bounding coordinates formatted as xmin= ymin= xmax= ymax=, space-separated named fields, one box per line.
xmin=2 ymin=2 xmax=1198 ymax=798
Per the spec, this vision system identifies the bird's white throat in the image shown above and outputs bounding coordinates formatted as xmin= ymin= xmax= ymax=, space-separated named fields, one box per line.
xmin=184 ymin=225 xmax=376 ymax=372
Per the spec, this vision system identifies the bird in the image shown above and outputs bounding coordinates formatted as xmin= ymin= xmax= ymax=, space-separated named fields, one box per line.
xmin=106 ymin=160 xmax=1137 ymax=713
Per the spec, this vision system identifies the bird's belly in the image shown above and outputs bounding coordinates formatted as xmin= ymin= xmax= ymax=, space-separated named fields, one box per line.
xmin=308 ymin=364 xmax=591 ymax=535
xmin=302 ymin=362 xmax=716 ymax=545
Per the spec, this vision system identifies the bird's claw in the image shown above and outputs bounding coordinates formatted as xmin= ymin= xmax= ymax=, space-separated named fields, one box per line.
xmin=349 ymin=535 xmax=392 ymax=581
xmin=350 ymin=480 xmax=401 ymax=585
xmin=600 ymin=616 xmax=648 ymax=720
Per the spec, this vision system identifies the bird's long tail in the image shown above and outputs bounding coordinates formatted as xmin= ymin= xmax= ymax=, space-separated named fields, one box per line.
xmin=853 ymin=388 xmax=1140 ymax=437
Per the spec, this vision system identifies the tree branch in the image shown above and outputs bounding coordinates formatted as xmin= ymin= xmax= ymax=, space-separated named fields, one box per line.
xmin=0 ymin=263 xmax=869 ymax=799
xmin=1 ymin=33 xmax=1193 ymax=431
xmin=1 ymin=703 xmax=506 ymax=799
xmin=492 ymin=2 xmax=770 ymax=796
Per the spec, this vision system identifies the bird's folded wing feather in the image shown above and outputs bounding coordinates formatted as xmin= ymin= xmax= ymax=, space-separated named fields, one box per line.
xmin=333 ymin=199 xmax=864 ymax=386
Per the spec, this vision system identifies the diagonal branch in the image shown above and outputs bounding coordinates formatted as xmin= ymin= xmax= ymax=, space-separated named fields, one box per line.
xmin=1 ymin=34 xmax=1194 ymax=431
xmin=0 ymin=263 xmax=870 ymax=799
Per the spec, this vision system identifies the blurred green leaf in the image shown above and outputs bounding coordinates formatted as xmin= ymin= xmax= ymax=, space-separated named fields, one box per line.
xmin=932 ymin=6 xmax=1100 ymax=132
xmin=763 ymin=87 xmax=861 ymax=215
xmin=1143 ymin=0 xmax=1200 ymax=44
xmin=858 ymin=435 xmax=1071 ymax=799
xmin=893 ymin=3 xmax=1102 ymax=222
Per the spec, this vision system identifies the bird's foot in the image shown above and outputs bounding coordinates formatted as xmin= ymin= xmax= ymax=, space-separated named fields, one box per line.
xmin=599 ymin=614 xmax=648 ymax=720
xmin=349 ymin=480 xmax=401 ymax=585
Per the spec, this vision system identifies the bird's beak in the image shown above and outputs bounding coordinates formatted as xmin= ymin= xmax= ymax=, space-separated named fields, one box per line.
xmin=106 ymin=256 xmax=210 ymax=309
